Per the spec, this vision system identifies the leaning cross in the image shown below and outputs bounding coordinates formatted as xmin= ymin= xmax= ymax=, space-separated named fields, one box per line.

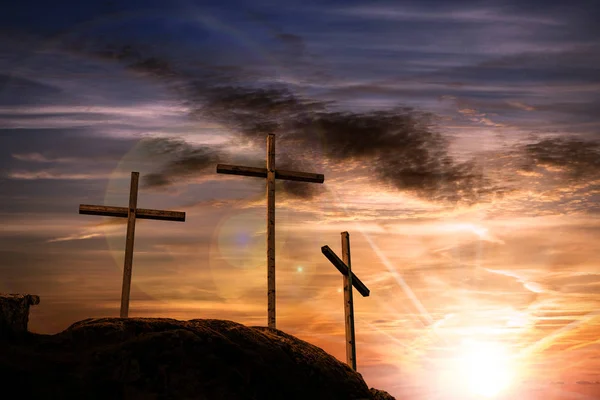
xmin=217 ymin=134 xmax=324 ymax=329
xmin=79 ymin=171 xmax=186 ymax=318
xmin=321 ymin=231 xmax=370 ymax=371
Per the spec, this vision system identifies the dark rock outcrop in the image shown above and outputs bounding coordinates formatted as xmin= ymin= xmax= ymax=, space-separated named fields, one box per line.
xmin=0 ymin=316 xmax=396 ymax=399
xmin=370 ymin=387 xmax=396 ymax=400
xmin=0 ymin=293 xmax=40 ymax=339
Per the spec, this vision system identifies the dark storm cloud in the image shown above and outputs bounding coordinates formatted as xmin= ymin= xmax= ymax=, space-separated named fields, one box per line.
xmin=71 ymin=45 xmax=503 ymax=203
xmin=316 ymin=110 xmax=493 ymax=202
xmin=522 ymin=138 xmax=600 ymax=180
xmin=137 ymin=137 xmax=220 ymax=188
xmin=275 ymin=151 xmax=327 ymax=200
xmin=194 ymin=82 xmax=498 ymax=203
xmin=53 ymin=35 xmax=600 ymax=205
xmin=195 ymin=84 xmax=321 ymax=141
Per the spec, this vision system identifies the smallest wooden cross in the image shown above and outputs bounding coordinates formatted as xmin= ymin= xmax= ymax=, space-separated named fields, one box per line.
xmin=321 ymin=232 xmax=370 ymax=371
xmin=79 ymin=171 xmax=186 ymax=318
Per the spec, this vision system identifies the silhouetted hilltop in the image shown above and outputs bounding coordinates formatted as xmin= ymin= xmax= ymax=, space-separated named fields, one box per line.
xmin=0 ymin=316 xmax=395 ymax=399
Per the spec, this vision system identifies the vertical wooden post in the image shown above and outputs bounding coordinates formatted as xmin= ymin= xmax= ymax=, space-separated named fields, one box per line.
xmin=120 ymin=171 xmax=139 ymax=318
xmin=216 ymin=134 xmax=324 ymax=329
xmin=341 ymin=231 xmax=357 ymax=370
xmin=266 ymin=134 xmax=276 ymax=329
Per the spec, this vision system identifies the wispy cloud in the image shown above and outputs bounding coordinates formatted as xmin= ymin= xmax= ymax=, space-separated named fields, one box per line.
xmin=47 ymin=232 xmax=104 ymax=243
xmin=332 ymin=5 xmax=562 ymax=26
xmin=484 ymin=268 xmax=549 ymax=294
xmin=46 ymin=219 xmax=127 ymax=243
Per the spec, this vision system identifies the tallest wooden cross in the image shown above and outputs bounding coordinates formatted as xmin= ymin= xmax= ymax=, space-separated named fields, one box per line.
xmin=217 ymin=134 xmax=324 ymax=328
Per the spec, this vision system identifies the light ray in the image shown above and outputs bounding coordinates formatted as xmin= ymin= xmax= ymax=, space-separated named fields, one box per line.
xmin=521 ymin=310 xmax=600 ymax=357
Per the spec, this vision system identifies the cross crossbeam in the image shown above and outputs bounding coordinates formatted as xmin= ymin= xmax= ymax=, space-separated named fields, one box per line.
xmin=216 ymin=134 xmax=324 ymax=329
xmin=79 ymin=205 xmax=185 ymax=221
xmin=321 ymin=245 xmax=370 ymax=297
xmin=217 ymin=164 xmax=324 ymax=183
xmin=321 ymin=232 xmax=370 ymax=371
xmin=78 ymin=171 xmax=186 ymax=318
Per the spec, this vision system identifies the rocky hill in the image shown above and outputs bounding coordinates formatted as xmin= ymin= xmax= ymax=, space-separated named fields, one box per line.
xmin=0 ymin=295 xmax=395 ymax=399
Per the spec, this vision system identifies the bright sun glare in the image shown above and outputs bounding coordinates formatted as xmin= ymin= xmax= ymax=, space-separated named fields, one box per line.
xmin=456 ymin=340 xmax=514 ymax=398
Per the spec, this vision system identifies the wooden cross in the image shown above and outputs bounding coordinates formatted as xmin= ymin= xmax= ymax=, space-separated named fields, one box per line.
xmin=321 ymin=231 xmax=370 ymax=371
xmin=79 ymin=171 xmax=186 ymax=318
xmin=217 ymin=134 xmax=324 ymax=329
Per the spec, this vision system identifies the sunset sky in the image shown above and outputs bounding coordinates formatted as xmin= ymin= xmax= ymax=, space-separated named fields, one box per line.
xmin=2 ymin=0 xmax=600 ymax=398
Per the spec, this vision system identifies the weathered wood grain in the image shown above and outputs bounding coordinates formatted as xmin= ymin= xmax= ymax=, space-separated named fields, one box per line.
xmin=79 ymin=205 xmax=185 ymax=222
xmin=120 ymin=172 xmax=139 ymax=318
xmin=341 ymin=231 xmax=357 ymax=371
xmin=267 ymin=134 xmax=276 ymax=329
